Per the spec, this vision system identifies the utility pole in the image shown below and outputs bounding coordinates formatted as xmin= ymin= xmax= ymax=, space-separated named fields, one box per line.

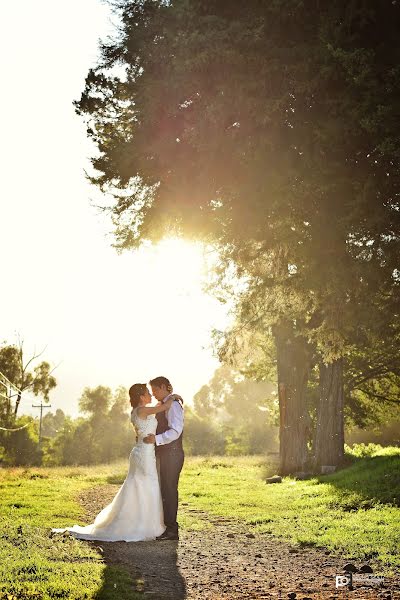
xmin=32 ymin=401 xmax=52 ymax=448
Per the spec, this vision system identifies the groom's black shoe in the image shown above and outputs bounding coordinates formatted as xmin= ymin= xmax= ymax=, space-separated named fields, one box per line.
xmin=156 ymin=529 xmax=179 ymax=541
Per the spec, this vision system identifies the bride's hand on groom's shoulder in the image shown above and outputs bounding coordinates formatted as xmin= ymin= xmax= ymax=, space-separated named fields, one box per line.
xmin=169 ymin=394 xmax=183 ymax=403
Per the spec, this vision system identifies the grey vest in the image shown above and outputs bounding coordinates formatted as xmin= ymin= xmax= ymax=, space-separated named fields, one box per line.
xmin=155 ymin=399 xmax=183 ymax=453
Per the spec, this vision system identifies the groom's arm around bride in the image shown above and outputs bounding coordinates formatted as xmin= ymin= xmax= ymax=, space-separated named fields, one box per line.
xmin=144 ymin=376 xmax=184 ymax=541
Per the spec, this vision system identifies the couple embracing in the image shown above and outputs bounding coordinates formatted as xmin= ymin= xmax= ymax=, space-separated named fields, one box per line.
xmin=53 ymin=376 xmax=184 ymax=542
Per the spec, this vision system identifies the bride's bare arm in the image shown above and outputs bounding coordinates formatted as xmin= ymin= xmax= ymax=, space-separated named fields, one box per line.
xmin=137 ymin=396 xmax=174 ymax=419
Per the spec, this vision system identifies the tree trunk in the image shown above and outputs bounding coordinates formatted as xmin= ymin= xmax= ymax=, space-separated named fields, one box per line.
xmin=274 ymin=322 xmax=311 ymax=476
xmin=313 ymin=358 xmax=345 ymax=470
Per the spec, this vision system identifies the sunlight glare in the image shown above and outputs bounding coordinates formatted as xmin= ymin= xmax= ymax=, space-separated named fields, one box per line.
xmin=145 ymin=238 xmax=206 ymax=294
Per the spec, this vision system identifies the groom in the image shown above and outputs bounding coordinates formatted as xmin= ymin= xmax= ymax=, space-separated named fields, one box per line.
xmin=143 ymin=376 xmax=184 ymax=541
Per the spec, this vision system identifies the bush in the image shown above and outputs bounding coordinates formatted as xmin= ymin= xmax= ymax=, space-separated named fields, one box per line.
xmin=0 ymin=417 xmax=41 ymax=466
xmin=344 ymin=442 xmax=387 ymax=458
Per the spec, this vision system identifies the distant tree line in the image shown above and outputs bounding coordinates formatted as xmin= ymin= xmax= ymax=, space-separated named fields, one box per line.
xmin=0 ymin=372 xmax=278 ymax=466
xmin=1 ymin=357 xmax=398 ymax=466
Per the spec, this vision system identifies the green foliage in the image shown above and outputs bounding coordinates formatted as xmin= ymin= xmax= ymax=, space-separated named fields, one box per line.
xmin=3 ymin=367 xmax=396 ymax=467
xmin=0 ymin=416 xmax=41 ymax=466
xmin=0 ymin=383 xmax=134 ymax=467
xmin=75 ymin=0 xmax=400 ymax=354
xmin=190 ymin=367 xmax=279 ymax=455
xmin=0 ymin=340 xmax=57 ymax=420
xmin=43 ymin=386 xmax=133 ymax=466
xmin=41 ymin=409 xmax=66 ymax=438
xmin=183 ymin=407 xmax=225 ymax=455
xmin=38 ymin=386 xmax=134 ymax=465
xmin=31 ymin=361 xmax=56 ymax=401
xmin=224 ymin=423 xmax=278 ymax=456
xmin=194 ymin=365 xmax=275 ymax=416
xmin=346 ymin=418 xmax=400 ymax=447
xmin=78 ymin=385 xmax=112 ymax=416
xmin=0 ymin=345 xmax=21 ymax=383
xmin=344 ymin=442 xmax=396 ymax=459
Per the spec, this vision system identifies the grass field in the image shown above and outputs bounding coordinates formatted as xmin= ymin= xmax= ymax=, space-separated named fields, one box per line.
xmin=179 ymin=449 xmax=400 ymax=570
xmin=0 ymin=445 xmax=399 ymax=599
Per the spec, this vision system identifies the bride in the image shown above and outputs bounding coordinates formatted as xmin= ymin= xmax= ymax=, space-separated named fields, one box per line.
xmin=52 ymin=383 xmax=175 ymax=542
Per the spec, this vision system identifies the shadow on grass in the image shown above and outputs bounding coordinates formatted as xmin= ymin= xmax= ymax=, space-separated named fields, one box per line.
xmin=315 ymin=454 xmax=400 ymax=508
xmin=93 ymin=539 xmax=186 ymax=600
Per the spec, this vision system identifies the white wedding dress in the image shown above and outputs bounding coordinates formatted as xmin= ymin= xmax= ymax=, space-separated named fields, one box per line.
xmin=52 ymin=408 xmax=166 ymax=541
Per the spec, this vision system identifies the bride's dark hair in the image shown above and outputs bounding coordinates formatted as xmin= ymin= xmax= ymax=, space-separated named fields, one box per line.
xmin=129 ymin=383 xmax=148 ymax=408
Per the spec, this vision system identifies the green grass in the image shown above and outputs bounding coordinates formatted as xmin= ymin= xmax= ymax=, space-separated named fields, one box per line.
xmin=0 ymin=465 xmax=144 ymax=600
xmin=178 ymin=449 xmax=400 ymax=574
xmin=0 ymin=446 xmax=399 ymax=597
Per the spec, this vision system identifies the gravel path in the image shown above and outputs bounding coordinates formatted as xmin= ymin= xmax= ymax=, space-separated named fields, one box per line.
xmin=78 ymin=484 xmax=399 ymax=600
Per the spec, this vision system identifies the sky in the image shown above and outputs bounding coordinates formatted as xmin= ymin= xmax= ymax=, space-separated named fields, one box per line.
xmin=0 ymin=0 xmax=229 ymax=418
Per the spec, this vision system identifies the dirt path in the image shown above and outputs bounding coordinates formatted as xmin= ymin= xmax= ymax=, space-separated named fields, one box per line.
xmin=78 ymin=484 xmax=399 ymax=600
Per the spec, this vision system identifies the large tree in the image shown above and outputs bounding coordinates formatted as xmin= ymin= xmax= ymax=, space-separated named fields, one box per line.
xmin=75 ymin=0 xmax=400 ymax=472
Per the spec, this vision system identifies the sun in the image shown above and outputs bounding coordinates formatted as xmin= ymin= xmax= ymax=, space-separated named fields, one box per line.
xmin=146 ymin=238 xmax=206 ymax=294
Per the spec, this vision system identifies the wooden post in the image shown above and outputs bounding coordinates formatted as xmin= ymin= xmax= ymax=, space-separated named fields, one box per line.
xmin=32 ymin=401 xmax=52 ymax=448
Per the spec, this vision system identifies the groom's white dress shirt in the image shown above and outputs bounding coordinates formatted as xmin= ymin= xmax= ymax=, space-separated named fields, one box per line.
xmin=155 ymin=392 xmax=184 ymax=446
